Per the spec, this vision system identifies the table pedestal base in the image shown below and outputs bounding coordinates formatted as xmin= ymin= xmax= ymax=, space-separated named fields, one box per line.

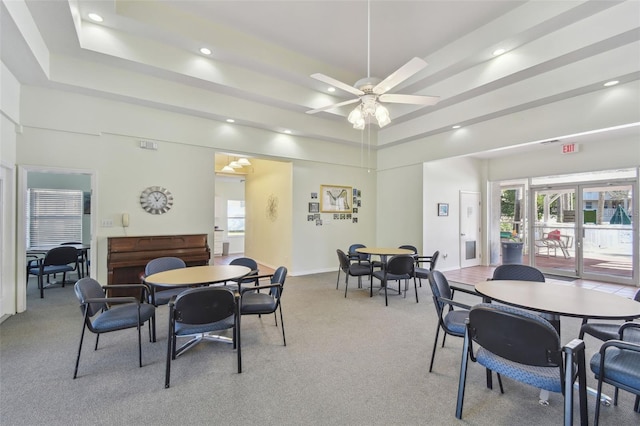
xmin=175 ymin=333 xmax=233 ymax=357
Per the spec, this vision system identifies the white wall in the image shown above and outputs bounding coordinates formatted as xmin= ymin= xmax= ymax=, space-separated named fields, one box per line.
xmin=0 ymin=62 xmax=19 ymax=317
xmin=292 ymin=159 xmax=377 ymax=275
xmin=423 ymin=157 xmax=485 ymax=271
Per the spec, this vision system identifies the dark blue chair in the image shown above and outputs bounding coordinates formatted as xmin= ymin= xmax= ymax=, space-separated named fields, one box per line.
xmin=28 ymin=246 xmax=79 ymax=298
xmin=226 ymin=257 xmax=259 ymax=291
xmin=579 ymin=288 xmax=640 ymax=342
xmin=73 ymin=278 xmax=155 ymax=379
xmin=456 ymin=303 xmax=588 ymax=425
xmin=241 ymin=266 xmax=287 ymax=346
xmin=143 ymin=257 xmax=187 ymax=306
xmin=372 ymin=254 xmax=417 ymax=306
xmin=166 ymin=286 xmax=240 ymax=388
xmin=336 ymin=249 xmax=371 ymax=297
xmin=427 ymin=270 xmax=481 ymax=372
xmin=591 ymin=322 xmax=640 ymax=425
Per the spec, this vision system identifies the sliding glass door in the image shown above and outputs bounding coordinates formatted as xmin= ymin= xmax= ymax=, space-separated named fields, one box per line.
xmin=530 ymin=177 xmax=637 ymax=285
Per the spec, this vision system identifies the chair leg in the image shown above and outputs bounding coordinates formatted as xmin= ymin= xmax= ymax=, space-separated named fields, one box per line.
xmin=137 ymin=320 xmax=142 ymax=368
xmin=237 ymin=313 xmax=242 ymax=373
xmin=413 ymin=277 xmax=418 ymax=303
xmin=94 ymin=333 xmax=100 ymax=350
xmin=455 ymin=332 xmax=470 ymax=419
xmin=336 ymin=268 xmax=341 ymax=290
xmin=344 ymin=275 xmax=349 ymax=298
xmin=429 ymin=325 xmax=442 ymax=372
xmin=279 ymin=305 xmax=286 ymax=346
xmin=73 ymin=323 xmax=87 ymax=379
xmin=384 ymin=278 xmax=388 ymax=306
xmin=165 ymin=322 xmax=173 ymax=388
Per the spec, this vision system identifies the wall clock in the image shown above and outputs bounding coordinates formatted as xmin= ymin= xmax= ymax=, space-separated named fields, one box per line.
xmin=140 ymin=186 xmax=173 ymax=215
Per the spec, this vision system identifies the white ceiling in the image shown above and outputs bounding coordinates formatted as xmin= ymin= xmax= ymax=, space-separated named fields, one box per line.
xmin=2 ymin=0 xmax=639 ymax=157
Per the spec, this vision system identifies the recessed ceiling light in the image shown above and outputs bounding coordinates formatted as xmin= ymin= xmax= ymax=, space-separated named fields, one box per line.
xmin=200 ymin=47 xmax=212 ymax=55
xmin=452 ymin=125 xmax=461 ymax=129
xmin=226 ymin=119 xmax=235 ymax=123
xmin=492 ymin=48 xmax=506 ymax=56
xmin=284 ymin=129 xmax=292 ymax=134
xmin=328 ymin=87 xmax=335 ymax=92
xmin=604 ymin=80 xmax=619 ymax=87
xmin=88 ymin=13 xmax=103 ymax=22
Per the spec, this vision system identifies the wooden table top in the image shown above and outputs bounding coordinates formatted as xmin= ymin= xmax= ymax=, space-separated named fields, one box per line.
xmin=144 ymin=265 xmax=251 ymax=287
xmin=27 ymin=244 xmax=90 ymax=254
xmin=355 ymin=247 xmax=414 ymax=256
xmin=475 ymin=280 xmax=640 ymax=320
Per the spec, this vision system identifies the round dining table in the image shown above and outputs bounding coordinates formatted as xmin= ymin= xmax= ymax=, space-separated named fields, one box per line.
xmin=474 ymin=280 xmax=640 ymax=320
xmin=144 ymin=264 xmax=251 ymax=287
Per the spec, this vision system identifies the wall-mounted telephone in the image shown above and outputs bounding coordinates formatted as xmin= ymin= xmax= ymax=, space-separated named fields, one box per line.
xmin=122 ymin=213 xmax=130 ymax=227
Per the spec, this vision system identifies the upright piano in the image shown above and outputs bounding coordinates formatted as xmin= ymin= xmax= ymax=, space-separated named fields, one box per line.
xmin=107 ymin=234 xmax=211 ymax=290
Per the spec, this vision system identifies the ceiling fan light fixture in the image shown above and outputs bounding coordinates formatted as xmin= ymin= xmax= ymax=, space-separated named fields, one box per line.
xmin=348 ymin=105 xmax=364 ymax=125
xmin=353 ymin=118 xmax=366 ymax=130
xmin=237 ymin=157 xmax=251 ymax=166
xmin=375 ymin=104 xmax=390 ymax=127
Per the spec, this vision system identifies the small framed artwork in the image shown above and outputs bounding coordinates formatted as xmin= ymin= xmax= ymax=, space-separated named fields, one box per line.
xmin=307 ymin=215 xmax=314 ymax=221
xmin=311 ymin=192 xmax=318 ymax=199
xmin=309 ymin=202 xmax=320 ymax=213
xmin=438 ymin=203 xmax=449 ymax=217
xmin=320 ymin=184 xmax=352 ymax=213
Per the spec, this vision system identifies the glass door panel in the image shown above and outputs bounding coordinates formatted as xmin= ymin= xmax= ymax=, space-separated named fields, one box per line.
xmin=531 ymin=187 xmax=577 ymax=277
xmin=580 ymin=184 xmax=634 ymax=283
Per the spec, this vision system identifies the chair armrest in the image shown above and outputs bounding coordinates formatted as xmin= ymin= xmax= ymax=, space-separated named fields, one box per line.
xmin=562 ymin=338 xmax=585 ymax=355
xmin=83 ymin=296 xmax=139 ymax=305
xmin=450 ymin=284 xmax=482 ymax=297
xmin=101 ymin=283 xmax=151 ymax=300
xmin=241 ymin=283 xmax=281 ymax=295
xmin=620 ymin=322 xmax=640 ymax=339
xmin=438 ymin=296 xmax=471 ymax=310
xmin=600 ymin=339 xmax=640 ymax=354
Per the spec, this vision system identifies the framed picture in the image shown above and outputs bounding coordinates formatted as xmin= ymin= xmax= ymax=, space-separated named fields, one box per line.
xmin=320 ymin=184 xmax=352 ymax=213
xmin=309 ymin=202 xmax=320 ymax=213
xmin=438 ymin=203 xmax=449 ymax=216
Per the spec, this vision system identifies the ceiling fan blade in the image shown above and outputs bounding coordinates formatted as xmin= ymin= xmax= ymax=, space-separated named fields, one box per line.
xmin=306 ymin=98 xmax=361 ymax=115
xmin=310 ymin=73 xmax=365 ymax=97
xmin=373 ymin=57 xmax=428 ymax=95
xmin=379 ymin=94 xmax=440 ymax=106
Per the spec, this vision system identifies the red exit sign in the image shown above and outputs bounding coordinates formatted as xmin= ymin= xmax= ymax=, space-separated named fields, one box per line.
xmin=562 ymin=143 xmax=579 ymax=154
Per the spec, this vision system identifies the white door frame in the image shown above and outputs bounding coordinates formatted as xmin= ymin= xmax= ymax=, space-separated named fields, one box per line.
xmin=16 ymin=165 xmax=96 ymax=313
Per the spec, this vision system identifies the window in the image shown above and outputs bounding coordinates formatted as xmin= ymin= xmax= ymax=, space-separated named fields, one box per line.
xmin=27 ymin=188 xmax=83 ymax=247
xmin=227 ymin=200 xmax=245 ymax=235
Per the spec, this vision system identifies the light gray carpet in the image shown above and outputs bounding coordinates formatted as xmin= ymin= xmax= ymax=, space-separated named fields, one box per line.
xmin=1 ymin=273 xmax=638 ymax=425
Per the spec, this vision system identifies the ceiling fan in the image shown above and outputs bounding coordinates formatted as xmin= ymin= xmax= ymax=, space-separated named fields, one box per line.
xmin=306 ymin=1 xmax=439 ymax=129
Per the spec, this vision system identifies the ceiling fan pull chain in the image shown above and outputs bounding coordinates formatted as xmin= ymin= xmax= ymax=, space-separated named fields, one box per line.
xmin=367 ymin=0 xmax=371 ymax=78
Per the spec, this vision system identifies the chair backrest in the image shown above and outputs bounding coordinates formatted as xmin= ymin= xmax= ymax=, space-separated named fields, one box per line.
xmin=145 ymin=257 xmax=186 ymax=276
xmin=269 ymin=266 xmax=287 ymax=300
xmin=468 ymin=303 xmax=561 ymax=367
xmin=230 ymin=257 xmax=258 ymax=271
xmin=74 ymin=277 xmax=106 ymax=317
xmin=429 ymin=251 xmax=440 ymax=271
xmin=491 ymin=264 xmax=545 ymax=282
xmin=44 ymin=246 xmax=79 ymax=266
xmin=634 ymin=288 xmax=640 ymax=302
xmin=336 ymin=249 xmax=350 ymax=272
xmin=348 ymin=243 xmax=369 ymax=261
xmin=398 ymin=245 xmax=418 ymax=254
xmin=173 ymin=287 xmax=236 ymax=325
xmin=427 ymin=270 xmax=453 ymax=315
xmin=385 ymin=254 xmax=415 ymax=276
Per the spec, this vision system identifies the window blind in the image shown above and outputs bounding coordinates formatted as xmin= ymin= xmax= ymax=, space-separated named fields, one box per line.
xmin=27 ymin=188 xmax=83 ymax=247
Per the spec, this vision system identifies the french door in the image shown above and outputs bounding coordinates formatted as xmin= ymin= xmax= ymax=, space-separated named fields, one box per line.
xmin=530 ymin=179 xmax=637 ymax=285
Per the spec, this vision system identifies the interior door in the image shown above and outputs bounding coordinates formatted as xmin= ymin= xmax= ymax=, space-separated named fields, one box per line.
xmin=460 ymin=191 xmax=481 ymax=268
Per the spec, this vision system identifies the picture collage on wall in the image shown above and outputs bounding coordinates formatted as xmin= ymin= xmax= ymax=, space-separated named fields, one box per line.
xmin=307 ymin=187 xmax=361 ymax=226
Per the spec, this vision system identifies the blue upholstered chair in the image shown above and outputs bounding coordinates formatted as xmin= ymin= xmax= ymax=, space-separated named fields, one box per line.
xmin=348 ymin=243 xmax=383 ymax=275
xmin=456 ymin=303 xmax=588 ymax=425
xmin=336 ymin=249 xmax=371 ymax=297
xmin=413 ymin=250 xmax=439 ymax=287
xmin=372 ymin=254 xmax=417 ymax=306
xmin=490 ymin=264 xmax=560 ymax=331
xmin=143 ymin=257 xmax=187 ymax=306
xmin=165 ymin=286 xmax=240 ymax=387
xmin=225 ymin=257 xmax=259 ymax=291
xmin=241 ymin=266 xmax=288 ymax=346
xmin=590 ymin=322 xmax=640 ymax=425
xmin=579 ymin=288 xmax=640 ymax=342
xmin=73 ymin=278 xmax=156 ymax=379
xmin=427 ymin=270 xmax=482 ymax=372
xmin=28 ymin=246 xmax=79 ymax=299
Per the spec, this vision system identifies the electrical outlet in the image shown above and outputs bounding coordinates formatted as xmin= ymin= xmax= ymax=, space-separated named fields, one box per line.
xmin=101 ymin=219 xmax=113 ymax=227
